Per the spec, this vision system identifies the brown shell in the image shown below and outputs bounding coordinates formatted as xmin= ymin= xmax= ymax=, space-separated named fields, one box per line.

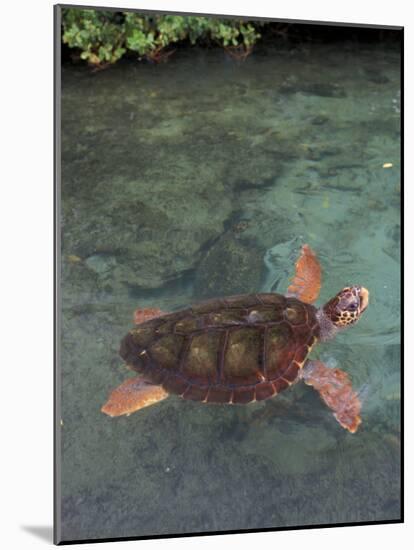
xmin=120 ymin=293 xmax=320 ymax=404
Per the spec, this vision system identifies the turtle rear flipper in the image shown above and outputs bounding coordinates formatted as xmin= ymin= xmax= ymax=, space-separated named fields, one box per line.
xmin=301 ymin=360 xmax=361 ymax=433
xmin=101 ymin=376 xmax=169 ymax=417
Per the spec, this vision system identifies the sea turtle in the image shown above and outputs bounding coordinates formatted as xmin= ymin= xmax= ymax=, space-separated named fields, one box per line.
xmin=102 ymin=245 xmax=369 ymax=433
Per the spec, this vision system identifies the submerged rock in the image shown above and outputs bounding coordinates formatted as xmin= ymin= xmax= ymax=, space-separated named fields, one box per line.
xmin=193 ymin=228 xmax=265 ymax=300
xmin=62 ymin=189 xmax=231 ymax=291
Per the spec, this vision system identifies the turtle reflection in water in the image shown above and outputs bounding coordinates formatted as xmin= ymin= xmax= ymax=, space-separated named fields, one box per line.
xmin=102 ymin=245 xmax=369 ymax=433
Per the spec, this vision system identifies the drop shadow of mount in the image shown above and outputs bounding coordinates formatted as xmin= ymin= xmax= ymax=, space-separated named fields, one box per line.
xmin=21 ymin=525 xmax=53 ymax=543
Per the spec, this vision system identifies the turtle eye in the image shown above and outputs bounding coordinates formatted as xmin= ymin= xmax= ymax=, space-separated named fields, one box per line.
xmin=348 ymin=303 xmax=358 ymax=311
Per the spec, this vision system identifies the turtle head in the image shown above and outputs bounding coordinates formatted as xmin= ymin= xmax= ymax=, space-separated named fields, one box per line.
xmin=322 ymin=286 xmax=369 ymax=329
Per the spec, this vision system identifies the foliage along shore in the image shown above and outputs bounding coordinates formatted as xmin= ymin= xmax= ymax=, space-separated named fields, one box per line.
xmin=62 ymin=9 xmax=401 ymax=70
xmin=62 ymin=8 xmax=267 ymax=68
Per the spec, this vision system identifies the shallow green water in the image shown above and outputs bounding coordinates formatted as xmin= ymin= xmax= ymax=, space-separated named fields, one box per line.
xmin=58 ymin=37 xmax=401 ymax=542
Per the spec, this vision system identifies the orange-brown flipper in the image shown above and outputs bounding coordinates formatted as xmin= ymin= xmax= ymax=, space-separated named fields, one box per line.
xmin=301 ymin=360 xmax=361 ymax=433
xmin=101 ymin=376 xmax=169 ymax=417
xmin=287 ymin=244 xmax=322 ymax=304
xmin=133 ymin=307 xmax=165 ymax=325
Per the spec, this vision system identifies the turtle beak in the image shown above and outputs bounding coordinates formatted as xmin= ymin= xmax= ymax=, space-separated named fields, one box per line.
xmin=359 ymin=287 xmax=369 ymax=313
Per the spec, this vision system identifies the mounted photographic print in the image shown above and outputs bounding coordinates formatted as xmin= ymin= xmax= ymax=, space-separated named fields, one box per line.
xmin=54 ymin=4 xmax=403 ymax=544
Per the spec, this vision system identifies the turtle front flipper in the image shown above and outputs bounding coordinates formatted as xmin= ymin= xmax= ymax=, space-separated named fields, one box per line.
xmin=101 ymin=376 xmax=169 ymax=417
xmin=133 ymin=307 xmax=166 ymax=325
xmin=287 ymin=244 xmax=322 ymax=304
xmin=301 ymin=360 xmax=361 ymax=433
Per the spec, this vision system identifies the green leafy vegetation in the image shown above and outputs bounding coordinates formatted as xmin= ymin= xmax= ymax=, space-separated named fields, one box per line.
xmin=62 ymin=8 xmax=263 ymax=67
xmin=62 ymin=9 xmax=126 ymax=67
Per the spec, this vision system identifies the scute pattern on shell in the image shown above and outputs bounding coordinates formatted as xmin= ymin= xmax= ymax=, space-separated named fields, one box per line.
xmin=120 ymin=293 xmax=320 ymax=404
